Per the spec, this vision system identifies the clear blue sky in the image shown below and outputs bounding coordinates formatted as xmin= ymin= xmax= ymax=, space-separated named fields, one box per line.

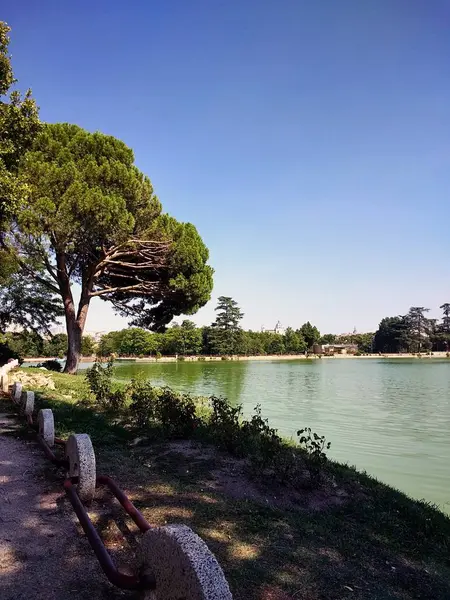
xmin=5 ymin=1 xmax=450 ymax=334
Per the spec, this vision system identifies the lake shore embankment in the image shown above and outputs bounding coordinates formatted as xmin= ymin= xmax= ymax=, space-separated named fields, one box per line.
xmin=22 ymin=351 xmax=450 ymax=364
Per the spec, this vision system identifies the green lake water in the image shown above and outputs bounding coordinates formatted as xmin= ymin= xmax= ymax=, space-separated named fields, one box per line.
xmin=78 ymin=358 xmax=450 ymax=512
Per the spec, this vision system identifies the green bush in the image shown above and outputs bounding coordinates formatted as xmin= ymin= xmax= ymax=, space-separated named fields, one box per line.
xmin=297 ymin=427 xmax=331 ymax=484
xmin=129 ymin=381 xmax=200 ymax=437
xmin=177 ymin=355 xmax=186 ymax=361
xmin=85 ymin=358 xmax=114 ymax=405
xmin=155 ymin=388 xmax=199 ymax=437
xmin=208 ymin=396 xmax=244 ymax=454
xmin=241 ymin=405 xmax=284 ymax=471
xmin=129 ymin=379 xmax=159 ymax=427
xmin=37 ymin=359 xmax=62 ymax=372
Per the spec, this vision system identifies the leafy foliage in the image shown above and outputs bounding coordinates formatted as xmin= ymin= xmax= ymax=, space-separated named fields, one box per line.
xmin=208 ymin=396 xmax=244 ymax=453
xmin=373 ymin=305 xmax=450 ymax=354
xmin=37 ymin=359 xmax=62 ymax=372
xmin=0 ymin=271 xmax=63 ymax=334
xmin=209 ymin=296 xmax=244 ymax=355
xmin=84 ymin=358 xmax=127 ymax=410
xmin=299 ymin=321 xmax=321 ymax=349
xmin=0 ymin=22 xmax=41 ymax=225
xmin=297 ymin=427 xmax=331 ymax=483
xmin=10 ymin=122 xmax=212 ymax=372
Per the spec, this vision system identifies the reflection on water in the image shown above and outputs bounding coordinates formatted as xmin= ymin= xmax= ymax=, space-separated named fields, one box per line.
xmin=79 ymin=358 xmax=450 ymax=512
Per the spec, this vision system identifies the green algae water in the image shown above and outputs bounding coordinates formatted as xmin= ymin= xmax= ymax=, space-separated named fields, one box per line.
xmin=79 ymin=358 xmax=450 ymax=512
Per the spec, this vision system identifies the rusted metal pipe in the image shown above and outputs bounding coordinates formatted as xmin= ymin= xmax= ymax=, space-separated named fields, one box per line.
xmin=63 ymin=479 xmax=155 ymax=591
xmin=36 ymin=434 xmax=69 ymax=469
xmin=96 ymin=475 xmax=151 ymax=533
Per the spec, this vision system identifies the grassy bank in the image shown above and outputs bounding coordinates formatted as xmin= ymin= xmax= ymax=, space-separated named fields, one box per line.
xmin=6 ymin=370 xmax=450 ymax=600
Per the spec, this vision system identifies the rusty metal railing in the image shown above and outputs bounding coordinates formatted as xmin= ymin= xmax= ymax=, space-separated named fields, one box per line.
xmin=5 ymin=387 xmax=155 ymax=593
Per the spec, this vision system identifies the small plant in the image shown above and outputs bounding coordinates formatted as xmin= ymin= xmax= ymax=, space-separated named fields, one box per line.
xmin=242 ymin=405 xmax=283 ymax=470
xmin=129 ymin=380 xmax=159 ymax=427
xmin=208 ymin=396 xmax=243 ymax=454
xmin=297 ymin=427 xmax=331 ymax=484
xmin=37 ymin=359 xmax=62 ymax=372
xmin=155 ymin=388 xmax=199 ymax=437
xmin=155 ymin=351 xmax=162 ymax=360
xmin=85 ymin=358 xmax=114 ymax=407
xmin=177 ymin=355 xmax=186 ymax=361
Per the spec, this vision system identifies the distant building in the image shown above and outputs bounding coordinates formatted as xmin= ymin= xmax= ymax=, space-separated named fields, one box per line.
xmin=261 ymin=321 xmax=285 ymax=336
xmin=312 ymin=343 xmax=358 ymax=355
xmin=85 ymin=331 xmax=107 ymax=342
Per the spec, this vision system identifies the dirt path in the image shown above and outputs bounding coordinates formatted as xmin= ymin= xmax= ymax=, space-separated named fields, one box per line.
xmin=0 ymin=410 xmax=131 ymax=600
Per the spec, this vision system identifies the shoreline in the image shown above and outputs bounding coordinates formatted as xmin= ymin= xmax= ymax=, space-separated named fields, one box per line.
xmin=22 ymin=351 xmax=450 ymax=364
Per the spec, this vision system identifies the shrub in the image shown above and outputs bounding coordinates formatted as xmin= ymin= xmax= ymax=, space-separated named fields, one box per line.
xmin=155 ymin=351 xmax=162 ymax=360
xmin=177 ymin=355 xmax=186 ymax=361
xmin=208 ymin=396 xmax=244 ymax=454
xmin=241 ymin=405 xmax=284 ymax=471
xmin=297 ymin=427 xmax=331 ymax=484
xmin=37 ymin=359 xmax=62 ymax=372
xmin=85 ymin=358 xmax=114 ymax=407
xmin=155 ymin=388 xmax=199 ymax=437
xmin=129 ymin=380 xmax=159 ymax=427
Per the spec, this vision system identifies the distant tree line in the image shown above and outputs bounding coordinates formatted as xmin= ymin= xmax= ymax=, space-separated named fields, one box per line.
xmin=372 ymin=305 xmax=450 ymax=354
xmin=3 ymin=299 xmax=449 ymax=361
xmin=0 ymin=332 xmax=96 ymax=360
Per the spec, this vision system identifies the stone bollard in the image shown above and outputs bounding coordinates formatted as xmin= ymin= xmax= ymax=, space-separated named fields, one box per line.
xmin=66 ymin=434 xmax=96 ymax=503
xmin=140 ymin=524 xmax=233 ymax=599
xmin=38 ymin=409 xmax=55 ymax=447
xmin=21 ymin=391 xmax=35 ymax=416
xmin=12 ymin=382 xmax=23 ymax=404
xmin=1 ymin=369 xmax=9 ymax=393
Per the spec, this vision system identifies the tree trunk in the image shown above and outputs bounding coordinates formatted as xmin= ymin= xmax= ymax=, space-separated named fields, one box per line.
xmin=65 ymin=316 xmax=82 ymax=374
xmin=64 ymin=295 xmax=91 ymax=374
xmin=55 ymin=250 xmax=93 ymax=374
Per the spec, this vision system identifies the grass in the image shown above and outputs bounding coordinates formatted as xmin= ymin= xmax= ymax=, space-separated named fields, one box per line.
xmin=7 ymin=369 xmax=450 ymax=600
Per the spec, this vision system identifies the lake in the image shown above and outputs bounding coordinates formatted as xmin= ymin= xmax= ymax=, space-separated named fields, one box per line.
xmin=81 ymin=358 xmax=450 ymax=512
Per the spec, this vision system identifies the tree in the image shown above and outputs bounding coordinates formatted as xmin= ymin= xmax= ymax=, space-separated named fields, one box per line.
xmin=98 ymin=331 xmax=124 ymax=356
xmin=268 ymin=335 xmax=285 ymax=355
xmin=284 ymin=327 xmax=306 ymax=354
xmin=320 ymin=333 xmax=336 ymax=345
xmin=210 ymin=296 xmax=244 ymax=355
xmin=119 ymin=328 xmax=155 ymax=356
xmin=299 ymin=322 xmax=320 ymax=350
xmin=0 ymin=22 xmax=40 ymax=225
xmin=406 ymin=307 xmax=431 ymax=352
xmin=11 ymin=123 xmax=213 ymax=373
xmin=2 ymin=330 xmax=43 ymax=358
xmin=0 ymin=271 xmax=63 ymax=335
xmin=373 ymin=316 xmax=410 ymax=353
xmin=81 ymin=335 xmax=96 ymax=357
xmin=440 ymin=304 xmax=450 ymax=350
xmin=43 ymin=333 xmax=68 ymax=358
